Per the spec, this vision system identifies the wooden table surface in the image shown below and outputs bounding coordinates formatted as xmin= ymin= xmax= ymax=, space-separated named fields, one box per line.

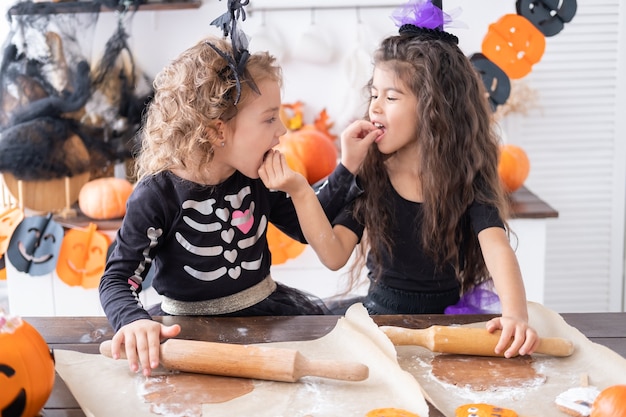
xmin=32 ymin=312 xmax=625 ymax=417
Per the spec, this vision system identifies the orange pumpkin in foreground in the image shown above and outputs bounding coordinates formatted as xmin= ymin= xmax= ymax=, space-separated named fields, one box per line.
xmin=590 ymin=385 xmax=626 ymax=417
xmin=276 ymin=128 xmax=338 ymax=185
xmin=78 ymin=177 xmax=134 ymax=220
xmin=0 ymin=313 xmax=55 ymax=417
xmin=498 ymin=144 xmax=530 ymax=193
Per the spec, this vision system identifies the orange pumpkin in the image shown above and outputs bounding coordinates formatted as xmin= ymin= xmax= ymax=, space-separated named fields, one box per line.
xmin=591 ymin=385 xmax=626 ymax=417
xmin=266 ymin=146 xmax=307 ymax=265
xmin=0 ymin=313 xmax=55 ymax=417
xmin=78 ymin=177 xmax=134 ymax=220
xmin=266 ymin=222 xmax=306 ymax=265
xmin=498 ymin=144 xmax=530 ymax=193
xmin=276 ymin=129 xmax=338 ymax=185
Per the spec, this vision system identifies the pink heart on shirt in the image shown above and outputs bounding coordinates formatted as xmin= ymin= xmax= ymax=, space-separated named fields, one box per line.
xmin=232 ymin=209 xmax=254 ymax=234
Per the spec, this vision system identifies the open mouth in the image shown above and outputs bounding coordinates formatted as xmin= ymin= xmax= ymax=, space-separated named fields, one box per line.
xmin=372 ymin=122 xmax=386 ymax=142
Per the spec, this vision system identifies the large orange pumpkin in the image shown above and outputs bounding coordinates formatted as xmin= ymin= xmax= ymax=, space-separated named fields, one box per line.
xmin=0 ymin=313 xmax=55 ymax=417
xmin=276 ymin=129 xmax=338 ymax=185
xmin=590 ymin=385 xmax=626 ymax=417
xmin=498 ymin=144 xmax=530 ymax=193
xmin=78 ymin=177 xmax=134 ymax=220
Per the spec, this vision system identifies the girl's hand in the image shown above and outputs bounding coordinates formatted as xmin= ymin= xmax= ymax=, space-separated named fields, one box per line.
xmin=485 ymin=316 xmax=540 ymax=358
xmin=340 ymin=120 xmax=382 ymax=174
xmin=259 ymin=149 xmax=308 ymax=196
xmin=110 ymin=319 xmax=181 ymax=376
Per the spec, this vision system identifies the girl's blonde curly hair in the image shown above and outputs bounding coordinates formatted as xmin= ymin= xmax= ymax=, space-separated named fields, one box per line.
xmin=134 ymin=36 xmax=282 ymax=181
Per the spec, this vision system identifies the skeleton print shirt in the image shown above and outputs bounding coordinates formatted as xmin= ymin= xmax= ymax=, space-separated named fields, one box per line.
xmin=100 ymin=165 xmax=360 ymax=331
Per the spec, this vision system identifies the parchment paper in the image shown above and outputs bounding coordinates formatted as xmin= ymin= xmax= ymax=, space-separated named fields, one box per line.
xmin=54 ymin=303 xmax=430 ymax=417
xmin=397 ymin=302 xmax=626 ymax=416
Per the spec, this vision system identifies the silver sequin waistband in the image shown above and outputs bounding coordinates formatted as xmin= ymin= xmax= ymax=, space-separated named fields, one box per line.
xmin=161 ymin=275 xmax=277 ymax=315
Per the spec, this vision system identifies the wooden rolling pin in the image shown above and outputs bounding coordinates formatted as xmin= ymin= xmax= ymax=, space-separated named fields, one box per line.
xmin=381 ymin=325 xmax=575 ymax=357
xmin=100 ymin=339 xmax=369 ymax=382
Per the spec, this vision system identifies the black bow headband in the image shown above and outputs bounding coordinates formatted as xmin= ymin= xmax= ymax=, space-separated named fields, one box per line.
xmin=209 ymin=0 xmax=259 ymax=105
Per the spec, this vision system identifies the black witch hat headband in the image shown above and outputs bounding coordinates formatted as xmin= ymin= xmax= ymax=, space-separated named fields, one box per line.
xmin=391 ymin=0 xmax=460 ymax=45
xmin=208 ymin=0 xmax=260 ymax=106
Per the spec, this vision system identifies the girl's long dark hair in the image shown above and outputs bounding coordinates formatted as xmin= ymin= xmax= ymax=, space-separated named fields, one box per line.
xmin=350 ymin=32 xmax=510 ymax=294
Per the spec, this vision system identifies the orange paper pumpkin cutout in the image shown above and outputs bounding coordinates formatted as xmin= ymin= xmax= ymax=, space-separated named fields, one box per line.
xmin=456 ymin=403 xmax=518 ymax=417
xmin=56 ymin=223 xmax=109 ymax=289
xmin=482 ymin=14 xmax=546 ymax=79
xmin=0 ymin=207 xmax=24 ymax=256
xmin=0 ymin=314 xmax=55 ymax=417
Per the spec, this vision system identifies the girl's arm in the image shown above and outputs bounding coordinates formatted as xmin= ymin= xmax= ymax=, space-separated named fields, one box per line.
xmin=477 ymin=227 xmax=540 ymax=357
xmin=259 ymin=150 xmax=358 ymax=270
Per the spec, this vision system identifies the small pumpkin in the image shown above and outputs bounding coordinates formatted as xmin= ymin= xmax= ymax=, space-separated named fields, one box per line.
xmin=0 ymin=312 xmax=55 ymax=417
xmin=590 ymin=385 xmax=626 ymax=417
xmin=78 ymin=177 xmax=134 ymax=220
xmin=276 ymin=129 xmax=338 ymax=185
xmin=498 ymin=144 xmax=530 ymax=193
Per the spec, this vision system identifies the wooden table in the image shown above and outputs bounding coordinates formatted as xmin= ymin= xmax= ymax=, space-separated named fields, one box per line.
xmin=32 ymin=312 xmax=625 ymax=417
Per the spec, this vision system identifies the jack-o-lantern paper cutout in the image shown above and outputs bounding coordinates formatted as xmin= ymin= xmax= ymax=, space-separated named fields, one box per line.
xmin=0 ymin=207 xmax=24 ymax=256
xmin=0 ymin=313 xmax=55 ymax=417
xmin=482 ymin=14 xmax=546 ymax=79
xmin=470 ymin=53 xmax=511 ymax=111
xmin=516 ymin=0 xmax=577 ymax=37
xmin=56 ymin=222 xmax=109 ymax=289
xmin=6 ymin=213 xmax=63 ymax=276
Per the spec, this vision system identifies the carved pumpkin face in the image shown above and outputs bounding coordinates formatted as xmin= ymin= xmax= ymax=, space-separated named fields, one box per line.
xmin=6 ymin=214 xmax=64 ymax=275
xmin=0 ymin=314 xmax=55 ymax=417
xmin=56 ymin=223 xmax=109 ymax=289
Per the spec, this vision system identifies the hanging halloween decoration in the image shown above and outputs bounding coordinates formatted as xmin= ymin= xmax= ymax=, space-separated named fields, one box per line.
xmin=56 ymin=222 xmax=109 ymax=289
xmin=81 ymin=3 xmax=154 ymax=179
xmin=472 ymin=0 xmax=577 ymax=110
xmin=0 ymin=311 xmax=55 ymax=417
xmin=0 ymin=1 xmax=152 ymax=212
xmin=6 ymin=213 xmax=64 ymax=276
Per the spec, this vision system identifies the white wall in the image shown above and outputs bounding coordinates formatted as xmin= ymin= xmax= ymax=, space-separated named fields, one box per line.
xmin=0 ymin=0 xmax=514 ymax=131
xmin=2 ymin=1 xmax=624 ymax=313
